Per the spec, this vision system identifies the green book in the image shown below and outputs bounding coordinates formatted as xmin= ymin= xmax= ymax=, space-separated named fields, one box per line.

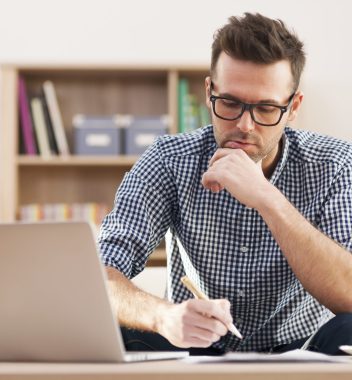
xmin=185 ymin=94 xmax=200 ymax=132
xmin=178 ymin=78 xmax=189 ymax=133
xmin=199 ymin=103 xmax=211 ymax=127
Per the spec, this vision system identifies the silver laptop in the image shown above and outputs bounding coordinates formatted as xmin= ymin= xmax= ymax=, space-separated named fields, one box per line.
xmin=0 ymin=221 xmax=188 ymax=362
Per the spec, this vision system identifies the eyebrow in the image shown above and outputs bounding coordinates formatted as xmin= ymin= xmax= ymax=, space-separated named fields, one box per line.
xmin=210 ymin=81 xmax=283 ymax=105
xmin=216 ymin=91 xmax=281 ymax=105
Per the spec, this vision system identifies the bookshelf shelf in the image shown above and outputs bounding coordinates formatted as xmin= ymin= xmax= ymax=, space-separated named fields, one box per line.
xmin=17 ymin=155 xmax=140 ymax=166
xmin=0 ymin=63 xmax=209 ymax=266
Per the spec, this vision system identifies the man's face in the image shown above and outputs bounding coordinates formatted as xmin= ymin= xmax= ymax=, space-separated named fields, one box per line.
xmin=206 ymin=52 xmax=303 ymax=170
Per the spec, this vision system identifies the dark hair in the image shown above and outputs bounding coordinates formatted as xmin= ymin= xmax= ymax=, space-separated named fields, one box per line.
xmin=211 ymin=13 xmax=306 ymax=91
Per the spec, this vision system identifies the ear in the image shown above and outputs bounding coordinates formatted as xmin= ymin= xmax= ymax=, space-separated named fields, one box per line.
xmin=205 ymin=76 xmax=212 ymax=109
xmin=287 ymin=91 xmax=304 ymax=122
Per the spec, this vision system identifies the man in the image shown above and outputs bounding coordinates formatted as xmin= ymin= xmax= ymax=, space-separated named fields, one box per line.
xmin=99 ymin=13 xmax=352 ymax=355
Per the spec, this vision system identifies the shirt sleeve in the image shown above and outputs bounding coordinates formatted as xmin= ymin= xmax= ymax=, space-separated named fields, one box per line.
xmin=98 ymin=139 xmax=176 ymax=278
xmin=318 ymin=161 xmax=352 ymax=252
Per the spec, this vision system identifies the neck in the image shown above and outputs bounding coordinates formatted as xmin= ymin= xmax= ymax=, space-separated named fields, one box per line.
xmin=262 ymin=138 xmax=283 ymax=179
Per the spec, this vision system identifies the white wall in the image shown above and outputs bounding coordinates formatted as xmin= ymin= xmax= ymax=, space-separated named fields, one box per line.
xmin=1 ymin=0 xmax=352 ymax=140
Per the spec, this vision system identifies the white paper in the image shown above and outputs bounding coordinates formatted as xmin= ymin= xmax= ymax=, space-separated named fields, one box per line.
xmin=183 ymin=349 xmax=352 ymax=363
xmin=340 ymin=345 xmax=352 ymax=355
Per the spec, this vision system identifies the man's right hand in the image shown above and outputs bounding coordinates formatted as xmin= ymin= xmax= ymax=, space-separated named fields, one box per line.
xmin=155 ymin=299 xmax=233 ymax=348
xmin=106 ymin=267 xmax=233 ymax=348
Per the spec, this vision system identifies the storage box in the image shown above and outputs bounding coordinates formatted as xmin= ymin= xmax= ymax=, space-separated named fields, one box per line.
xmin=73 ymin=115 xmax=121 ymax=155
xmin=124 ymin=116 xmax=169 ymax=155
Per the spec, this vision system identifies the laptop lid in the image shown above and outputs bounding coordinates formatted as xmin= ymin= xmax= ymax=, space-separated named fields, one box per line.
xmin=0 ymin=221 xmax=134 ymax=362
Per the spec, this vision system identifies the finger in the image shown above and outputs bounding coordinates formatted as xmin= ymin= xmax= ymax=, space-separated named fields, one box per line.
xmin=212 ymin=299 xmax=234 ymax=330
xmin=208 ymin=148 xmax=245 ymax=167
xmin=201 ymin=172 xmax=223 ymax=192
xmin=210 ymin=183 xmax=222 ymax=193
xmin=185 ymin=312 xmax=229 ymax=336
xmin=208 ymin=148 xmax=232 ymax=167
xmin=214 ymin=299 xmax=232 ymax=313
xmin=204 ymin=181 xmax=223 ymax=193
xmin=181 ymin=336 xmax=214 ymax=348
xmin=190 ymin=299 xmax=233 ymax=326
xmin=185 ymin=322 xmax=222 ymax=343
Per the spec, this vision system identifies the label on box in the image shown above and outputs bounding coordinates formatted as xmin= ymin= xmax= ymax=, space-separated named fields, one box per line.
xmin=85 ymin=134 xmax=111 ymax=147
xmin=135 ymin=134 xmax=157 ymax=147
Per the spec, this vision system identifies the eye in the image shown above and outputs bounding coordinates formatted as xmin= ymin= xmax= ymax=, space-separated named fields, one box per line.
xmin=255 ymin=105 xmax=278 ymax=114
xmin=219 ymin=98 xmax=241 ymax=109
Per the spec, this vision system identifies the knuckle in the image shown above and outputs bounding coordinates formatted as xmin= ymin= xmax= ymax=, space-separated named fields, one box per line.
xmin=222 ymin=299 xmax=231 ymax=309
xmin=180 ymin=313 xmax=188 ymax=324
xmin=211 ymin=333 xmax=220 ymax=342
xmin=218 ymin=323 xmax=228 ymax=336
xmin=213 ymin=320 xmax=227 ymax=336
xmin=184 ymin=300 xmax=193 ymax=311
xmin=208 ymin=303 xmax=217 ymax=315
xmin=202 ymin=340 xmax=212 ymax=348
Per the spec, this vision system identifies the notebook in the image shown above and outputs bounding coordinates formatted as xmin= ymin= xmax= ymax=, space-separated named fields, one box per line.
xmin=0 ymin=221 xmax=188 ymax=362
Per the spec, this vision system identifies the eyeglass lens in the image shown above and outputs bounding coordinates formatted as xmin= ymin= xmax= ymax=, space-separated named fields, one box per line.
xmin=213 ymin=98 xmax=282 ymax=125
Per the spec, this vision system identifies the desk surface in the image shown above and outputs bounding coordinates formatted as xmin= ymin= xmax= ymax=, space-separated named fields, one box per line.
xmin=1 ymin=360 xmax=352 ymax=380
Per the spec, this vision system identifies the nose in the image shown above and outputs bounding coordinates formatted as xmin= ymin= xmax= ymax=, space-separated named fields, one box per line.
xmin=235 ymin=110 xmax=255 ymax=133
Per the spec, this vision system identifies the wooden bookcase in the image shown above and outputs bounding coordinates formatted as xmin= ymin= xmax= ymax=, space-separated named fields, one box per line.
xmin=0 ymin=64 xmax=209 ymax=265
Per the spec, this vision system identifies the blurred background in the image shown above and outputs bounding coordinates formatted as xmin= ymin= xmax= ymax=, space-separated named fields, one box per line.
xmin=1 ymin=0 xmax=351 ymax=293
xmin=0 ymin=0 xmax=351 ymax=140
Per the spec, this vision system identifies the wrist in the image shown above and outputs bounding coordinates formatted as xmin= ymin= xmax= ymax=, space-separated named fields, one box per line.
xmin=255 ymin=182 xmax=288 ymax=218
xmin=153 ymin=300 xmax=172 ymax=335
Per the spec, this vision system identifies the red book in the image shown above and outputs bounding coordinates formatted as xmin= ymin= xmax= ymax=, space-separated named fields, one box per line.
xmin=18 ymin=76 xmax=37 ymax=155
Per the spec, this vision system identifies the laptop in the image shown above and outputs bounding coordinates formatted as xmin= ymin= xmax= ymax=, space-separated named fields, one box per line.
xmin=0 ymin=221 xmax=188 ymax=362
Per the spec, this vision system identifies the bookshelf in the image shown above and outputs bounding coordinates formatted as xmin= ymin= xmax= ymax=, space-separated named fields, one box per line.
xmin=0 ymin=64 xmax=209 ymax=265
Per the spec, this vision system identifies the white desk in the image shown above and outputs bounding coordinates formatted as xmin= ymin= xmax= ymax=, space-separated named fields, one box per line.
xmin=1 ymin=361 xmax=352 ymax=380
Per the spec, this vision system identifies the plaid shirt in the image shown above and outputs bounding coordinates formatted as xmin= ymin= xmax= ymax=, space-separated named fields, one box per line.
xmin=99 ymin=125 xmax=352 ymax=352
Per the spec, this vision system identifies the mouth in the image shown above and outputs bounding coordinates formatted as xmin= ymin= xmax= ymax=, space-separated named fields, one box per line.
xmin=223 ymin=140 xmax=256 ymax=149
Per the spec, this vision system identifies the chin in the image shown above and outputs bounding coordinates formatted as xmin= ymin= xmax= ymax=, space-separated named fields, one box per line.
xmin=243 ymin=148 xmax=267 ymax=163
xmin=246 ymin=153 xmax=262 ymax=163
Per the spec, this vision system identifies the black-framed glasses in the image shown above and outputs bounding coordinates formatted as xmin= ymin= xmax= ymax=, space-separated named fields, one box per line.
xmin=210 ymin=82 xmax=296 ymax=127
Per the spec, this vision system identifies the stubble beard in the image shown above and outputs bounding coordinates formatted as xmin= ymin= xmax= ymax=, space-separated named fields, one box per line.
xmin=214 ymin=127 xmax=283 ymax=164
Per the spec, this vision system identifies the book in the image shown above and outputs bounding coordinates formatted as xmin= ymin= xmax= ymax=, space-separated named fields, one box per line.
xmin=43 ymin=80 xmax=69 ymax=155
xmin=18 ymin=76 xmax=37 ymax=155
xmin=41 ymin=94 xmax=59 ymax=155
xmin=19 ymin=202 xmax=108 ymax=227
xmin=178 ymin=78 xmax=209 ymax=133
xmin=30 ymin=97 xmax=51 ymax=158
xmin=199 ymin=103 xmax=211 ymax=127
xmin=178 ymin=78 xmax=189 ymax=133
xmin=185 ymin=94 xmax=200 ymax=132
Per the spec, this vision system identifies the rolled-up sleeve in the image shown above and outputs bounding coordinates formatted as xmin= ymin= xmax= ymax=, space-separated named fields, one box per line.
xmin=98 ymin=139 xmax=176 ymax=278
xmin=319 ymin=161 xmax=352 ymax=252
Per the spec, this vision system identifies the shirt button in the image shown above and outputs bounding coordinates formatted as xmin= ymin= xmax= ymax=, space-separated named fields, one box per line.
xmin=237 ymin=289 xmax=245 ymax=297
xmin=240 ymin=246 xmax=248 ymax=253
